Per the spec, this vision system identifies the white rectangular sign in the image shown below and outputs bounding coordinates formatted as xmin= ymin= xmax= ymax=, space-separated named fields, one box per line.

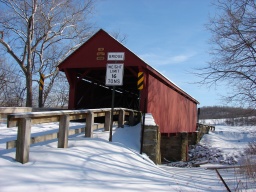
xmin=105 ymin=64 xmax=124 ymax=86
xmin=107 ymin=52 xmax=125 ymax=61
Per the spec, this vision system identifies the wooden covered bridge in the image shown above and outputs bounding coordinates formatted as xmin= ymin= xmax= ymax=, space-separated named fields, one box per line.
xmin=58 ymin=29 xmax=201 ymax=163
xmin=58 ymin=29 xmax=199 ymax=132
xmin=4 ymin=29 xmax=204 ymax=164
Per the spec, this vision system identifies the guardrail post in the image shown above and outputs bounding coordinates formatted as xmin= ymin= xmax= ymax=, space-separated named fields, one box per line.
xmin=16 ymin=118 xmax=31 ymax=164
xmin=58 ymin=115 xmax=70 ymax=148
xmin=104 ymin=111 xmax=111 ymax=131
xmin=128 ymin=111 xmax=134 ymax=126
xmin=85 ymin=112 xmax=94 ymax=137
xmin=118 ymin=109 xmax=125 ymax=128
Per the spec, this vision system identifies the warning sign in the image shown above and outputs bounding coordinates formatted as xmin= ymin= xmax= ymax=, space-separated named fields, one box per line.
xmin=137 ymin=72 xmax=144 ymax=90
xmin=105 ymin=64 xmax=124 ymax=86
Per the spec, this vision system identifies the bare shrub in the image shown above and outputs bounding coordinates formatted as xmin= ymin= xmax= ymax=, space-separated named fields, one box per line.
xmin=246 ymin=142 xmax=256 ymax=156
xmin=243 ymin=142 xmax=256 ymax=181
xmin=235 ymin=141 xmax=256 ymax=190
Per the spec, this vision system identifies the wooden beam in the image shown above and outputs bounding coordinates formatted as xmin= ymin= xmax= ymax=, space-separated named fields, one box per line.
xmin=16 ymin=118 xmax=31 ymax=164
xmin=128 ymin=111 xmax=135 ymax=126
xmin=58 ymin=115 xmax=70 ymax=148
xmin=85 ymin=112 xmax=94 ymax=137
xmin=104 ymin=111 xmax=111 ymax=131
xmin=118 ymin=109 xmax=125 ymax=128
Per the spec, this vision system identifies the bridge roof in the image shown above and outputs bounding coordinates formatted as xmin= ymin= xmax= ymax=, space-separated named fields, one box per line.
xmin=58 ymin=29 xmax=199 ymax=104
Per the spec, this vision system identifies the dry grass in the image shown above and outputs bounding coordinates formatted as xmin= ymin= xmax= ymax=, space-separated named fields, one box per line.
xmin=234 ymin=141 xmax=256 ymax=191
xmin=242 ymin=141 xmax=256 ymax=182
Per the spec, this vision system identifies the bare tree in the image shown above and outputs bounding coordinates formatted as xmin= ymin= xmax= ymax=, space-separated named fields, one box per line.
xmin=199 ymin=0 xmax=256 ymax=108
xmin=0 ymin=0 xmax=95 ymax=107
xmin=0 ymin=59 xmax=26 ymax=106
xmin=0 ymin=58 xmax=7 ymax=92
xmin=44 ymin=73 xmax=69 ymax=108
xmin=111 ymin=30 xmax=128 ymax=44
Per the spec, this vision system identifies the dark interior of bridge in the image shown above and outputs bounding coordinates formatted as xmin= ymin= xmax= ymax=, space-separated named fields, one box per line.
xmin=74 ymin=66 xmax=140 ymax=111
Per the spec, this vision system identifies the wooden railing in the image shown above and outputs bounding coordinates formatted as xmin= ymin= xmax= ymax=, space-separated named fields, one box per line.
xmin=197 ymin=123 xmax=215 ymax=132
xmin=7 ymin=108 xmax=140 ymax=164
xmin=196 ymin=123 xmax=215 ymax=142
xmin=0 ymin=107 xmax=32 ymax=119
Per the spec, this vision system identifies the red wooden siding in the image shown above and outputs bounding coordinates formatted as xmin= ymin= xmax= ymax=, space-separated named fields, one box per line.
xmin=147 ymin=74 xmax=197 ymax=133
xmin=59 ymin=29 xmax=146 ymax=70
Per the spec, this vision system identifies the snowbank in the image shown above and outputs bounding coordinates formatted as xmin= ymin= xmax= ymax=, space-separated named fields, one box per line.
xmin=0 ymin=120 xmax=255 ymax=191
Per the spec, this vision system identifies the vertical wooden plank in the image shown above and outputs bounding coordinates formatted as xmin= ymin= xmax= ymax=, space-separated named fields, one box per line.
xmin=118 ymin=109 xmax=125 ymax=128
xmin=104 ymin=111 xmax=111 ymax=131
xmin=128 ymin=111 xmax=134 ymax=126
xmin=16 ymin=118 xmax=31 ymax=164
xmin=85 ymin=112 xmax=94 ymax=137
xmin=58 ymin=115 xmax=70 ymax=148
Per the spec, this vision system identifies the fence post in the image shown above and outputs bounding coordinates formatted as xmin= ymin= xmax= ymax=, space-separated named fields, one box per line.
xmin=128 ymin=111 xmax=134 ymax=126
xmin=104 ymin=111 xmax=111 ymax=131
xmin=58 ymin=115 xmax=70 ymax=148
xmin=118 ymin=109 xmax=125 ymax=128
xmin=85 ymin=112 xmax=94 ymax=137
xmin=16 ymin=118 xmax=31 ymax=164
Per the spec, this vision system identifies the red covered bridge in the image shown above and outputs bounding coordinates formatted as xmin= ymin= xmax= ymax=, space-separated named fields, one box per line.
xmin=58 ymin=29 xmax=199 ymax=134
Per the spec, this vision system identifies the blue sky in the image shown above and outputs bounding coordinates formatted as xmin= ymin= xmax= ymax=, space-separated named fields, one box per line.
xmin=93 ymin=0 xmax=227 ymax=107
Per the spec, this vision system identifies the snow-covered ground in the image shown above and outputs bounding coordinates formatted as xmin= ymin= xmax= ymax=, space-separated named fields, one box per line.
xmin=169 ymin=125 xmax=256 ymax=167
xmin=0 ymin=120 xmax=255 ymax=191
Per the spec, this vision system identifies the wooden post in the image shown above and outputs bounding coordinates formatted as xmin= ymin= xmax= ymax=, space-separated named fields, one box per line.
xmin=58 ymin=115 xmax=70 ymax=148
xmin=181 ymin=132 xmax=188 ymax=162
xmin=104 ymin=111 xmax=111 ymax=131
xmin=128 ymin=111 xmax=134 ymax=126
xmin=85 ymin=112 xmax=94 ymax=137
xmin=16 ymin=118 xmax=31 ymax=164
xmin=118 ymin=109 xmax=125 ymax=128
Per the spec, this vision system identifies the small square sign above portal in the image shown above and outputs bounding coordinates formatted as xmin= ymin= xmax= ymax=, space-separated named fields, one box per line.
xmin=105 ymin=64 xmax=124 ymax=86
xmin=107 ymin=52 xmax=125 ymax=61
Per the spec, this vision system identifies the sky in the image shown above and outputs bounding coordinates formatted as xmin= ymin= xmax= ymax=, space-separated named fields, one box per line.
xmin=93 ymin=0 xmax=227 ymax=107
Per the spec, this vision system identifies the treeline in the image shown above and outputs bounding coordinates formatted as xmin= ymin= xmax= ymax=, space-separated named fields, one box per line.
xmin=199 ymin=106 xmax=256 ymax=126
xmin=199 ymin=106 xmax=256 ymax=119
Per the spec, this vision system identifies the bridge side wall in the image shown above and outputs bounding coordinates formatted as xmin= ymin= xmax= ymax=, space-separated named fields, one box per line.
xmin=146 ymin=74 xmax=197 ymax=133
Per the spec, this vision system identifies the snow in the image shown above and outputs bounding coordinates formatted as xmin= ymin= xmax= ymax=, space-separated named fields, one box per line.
xmin=200 ymin=126 xmax=255 ymax=164
xmin=144 ymin=113 xmax=157 ymax=126
xmin=0 ymin=119 xmax=255 ymax=191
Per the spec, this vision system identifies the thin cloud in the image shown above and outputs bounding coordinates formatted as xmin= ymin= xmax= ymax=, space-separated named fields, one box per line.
xmin=139 ymin=52 xmax=196 ymax=66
